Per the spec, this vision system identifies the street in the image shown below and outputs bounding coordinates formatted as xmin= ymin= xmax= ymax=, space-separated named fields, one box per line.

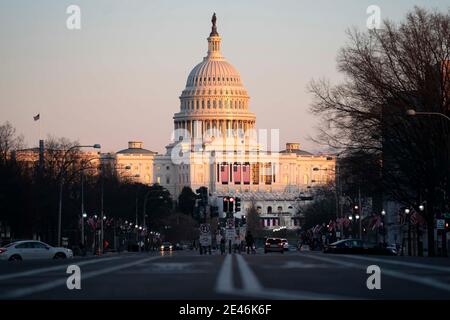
xmin=1 ymin=250 xmax=449 ymax=300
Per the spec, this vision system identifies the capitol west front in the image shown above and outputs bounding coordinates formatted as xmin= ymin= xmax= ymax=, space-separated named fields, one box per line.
xmin=108 ymin=15 xmax=335 ymax=229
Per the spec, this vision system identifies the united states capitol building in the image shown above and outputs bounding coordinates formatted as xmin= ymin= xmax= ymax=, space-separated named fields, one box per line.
xmin=105 ymin=15 xmax=336 ymax=229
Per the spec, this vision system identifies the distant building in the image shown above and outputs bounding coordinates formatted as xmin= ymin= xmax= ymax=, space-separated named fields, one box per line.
xmin=111 ymin=141 xmax=156 ymax=184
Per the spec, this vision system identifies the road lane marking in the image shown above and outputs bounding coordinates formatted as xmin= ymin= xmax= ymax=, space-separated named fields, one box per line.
xmin=338 ymin=254 xmax=450 ymax=273
xmin=0 ymin=256 xmax=123 ymax=281
xmin=0 ymin=256 xmax=162 ymax=299
xmin=215 ymin=254 xmax=233 ymax=294
xmin=235 ymin=254 xmax=263 ymax=292
xmin=229 ymin=288 xmax=359 ymax=300
xmin=214 ymin=254 xmax=357 ymax=299
xmin=302 ymin=253 xmax=450 ymax=293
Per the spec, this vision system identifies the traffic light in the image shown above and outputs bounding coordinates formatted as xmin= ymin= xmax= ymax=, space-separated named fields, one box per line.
xmin=235 ymin=197 xmax=241 ymax=212
xmin=229 ymin=197 xmax=234 ymax=213
xmin=223 ymin=197 xmax=229 ymax=213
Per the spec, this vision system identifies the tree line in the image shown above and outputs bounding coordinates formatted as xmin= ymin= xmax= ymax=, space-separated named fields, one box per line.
xmin=309 ymin=7 xmax=450 ymax=256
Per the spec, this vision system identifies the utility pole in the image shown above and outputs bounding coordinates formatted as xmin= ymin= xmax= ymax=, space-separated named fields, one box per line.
xmin=358 ymin=187 xmax=362 ymax=239
xmin=81 ymin=171 xmax=85 ymax=246
xmin=57 ymin=177 xmax=63 ymax=247
xmin=100 ymin=175 xmax=104 ymax=254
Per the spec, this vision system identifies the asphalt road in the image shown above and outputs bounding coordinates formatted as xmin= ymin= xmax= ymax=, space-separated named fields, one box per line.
xmin=1 ymin=249 xmax=450 ymax=300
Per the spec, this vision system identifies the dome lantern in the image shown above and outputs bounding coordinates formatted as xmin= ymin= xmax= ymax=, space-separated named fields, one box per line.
xmin=207 ymin=13 xmax=222 ymax=59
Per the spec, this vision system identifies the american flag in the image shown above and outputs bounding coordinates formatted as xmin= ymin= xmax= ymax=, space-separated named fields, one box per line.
xmin=370 ymin=215 xmax=383 ymax=230
xmin=233 ymin=164 xmax=241 ymax=183
xmin=411 ymin=210 xmax=426 ymax=225
xmin=87 ymin=217 xmax=96 ymax=230
xmin=220 ymin=164 xmax=229 ymax=183
xmin=242 ymin=164 xmax=250 ymax=184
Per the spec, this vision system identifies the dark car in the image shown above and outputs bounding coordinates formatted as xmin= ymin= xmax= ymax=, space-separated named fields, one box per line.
xmin=160 ymin=242 xmax=173 ymax=251
xmin=264 ymin=238 xmax=284 ymax=254
xmin=323 ymin=239 xmax=397 ymax=256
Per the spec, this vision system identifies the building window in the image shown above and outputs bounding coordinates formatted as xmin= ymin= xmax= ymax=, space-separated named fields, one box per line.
xmin=157 ymin=176 xmax=161 ymax=184
xmin=267 ymin=206 xmax=272 ymax=214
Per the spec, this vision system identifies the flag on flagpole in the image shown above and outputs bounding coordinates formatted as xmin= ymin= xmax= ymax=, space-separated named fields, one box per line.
xmin=33 ymin=114 xmax=40 ymax=121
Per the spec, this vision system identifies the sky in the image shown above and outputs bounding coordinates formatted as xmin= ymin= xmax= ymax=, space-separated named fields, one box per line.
xmin=0 ymin=0 xmax=448 ymax=154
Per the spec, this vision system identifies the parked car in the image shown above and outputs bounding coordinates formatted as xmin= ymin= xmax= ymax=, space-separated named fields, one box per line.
xmin=173 ymin=243 xmax=183 ymax=250
xmin=160 ymin=242 xmax=173 ymax=251
xmin=264 ymin=238 xmax=284 ymax=254
xmin=0 ymin=240 xmax=74 ymax=261
xmin=323 ymin=239 xmax=397 ymax=256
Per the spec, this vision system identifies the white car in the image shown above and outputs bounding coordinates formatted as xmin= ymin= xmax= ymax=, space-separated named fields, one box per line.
xmin=0 ymin=240 xmax=73 ymax=261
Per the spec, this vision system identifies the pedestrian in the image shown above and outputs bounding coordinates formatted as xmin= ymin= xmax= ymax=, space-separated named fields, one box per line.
xmin=245 ymin=231 xmax=255 ymax=254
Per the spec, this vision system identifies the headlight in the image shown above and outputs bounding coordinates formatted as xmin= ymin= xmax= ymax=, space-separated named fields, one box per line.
xmin=169 ymin=246 xmax=173 ymax=250
xmin=160 ymin=246 xmax=164 ymax=250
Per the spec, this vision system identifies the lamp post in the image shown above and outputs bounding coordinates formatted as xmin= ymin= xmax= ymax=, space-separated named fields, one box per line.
xmin=406 ymin=109 xmax=450 ymax=122
xmin=81 ymin=171 xmax=85 ymax=246
xmin=405 ymin=208 xmax=411 ymax=256
xmin=57 ymin=144 xmax=101 ymax=247
xmin=381 ymin=209 xmax=386 ymax=245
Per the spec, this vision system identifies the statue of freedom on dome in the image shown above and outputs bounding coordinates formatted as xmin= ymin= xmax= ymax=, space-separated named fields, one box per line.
xmin=210 ymin=13 xmax=219 ymax=36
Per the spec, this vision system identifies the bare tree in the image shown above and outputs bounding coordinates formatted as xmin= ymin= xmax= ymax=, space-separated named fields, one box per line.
xmin=0 ymin=121 xmax=24 ymax=163
xmin=246 ymin=200 xmax=263 ymax=238
xmin=309 ymin=7 xmax=450 ymax=256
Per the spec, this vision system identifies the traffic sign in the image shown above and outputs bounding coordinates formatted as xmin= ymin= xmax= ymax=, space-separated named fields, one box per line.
xmin=225 ymin=228 xmax=236 ymax=240
xmin=226 ymin=218 xmax=235 ymax=228
xmin=443 ymin=213 xmax=450 ymax=219
xmin=200 ymin=223 xmax=211 ymax=234
xmin=436 ymin=219 xmax=445 ymax=230
xmin=199 ymin=234 xmax=212 ymax=246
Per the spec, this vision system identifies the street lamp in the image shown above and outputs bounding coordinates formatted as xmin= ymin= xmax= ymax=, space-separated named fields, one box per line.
xmin=381 ymin=210 xmax=386 ymax=216
xmin=404 ymin=208 xmax=412 ymax=256
xmin=406 ymin=109 xmax=450 ymax=121
xmin=58 ymin=143 xmax=101 ymax=247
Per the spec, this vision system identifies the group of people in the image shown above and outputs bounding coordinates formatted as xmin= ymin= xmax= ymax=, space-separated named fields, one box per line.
xmin=298 ymin=228 xmax=335 ymax=251
xmin=218 ymin=231 xmax=256 ymax=255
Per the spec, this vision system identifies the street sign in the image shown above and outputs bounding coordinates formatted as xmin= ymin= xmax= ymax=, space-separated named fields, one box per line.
xmin=200 ymin=223 xmax=211 ymax=234
xmin=199 ymin=234 xmax=212 ymax=246
xmin=443 ymin=213 xmax=450 ymax=219
xmin=436 ymin=219 xmax=445 ymax=230
xmin=225 ymin=228 xmax=236 ymax=240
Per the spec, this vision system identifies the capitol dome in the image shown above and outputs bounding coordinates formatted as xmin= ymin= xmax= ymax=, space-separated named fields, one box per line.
xmin=173 ymin=13 xmax=256 ymax=137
